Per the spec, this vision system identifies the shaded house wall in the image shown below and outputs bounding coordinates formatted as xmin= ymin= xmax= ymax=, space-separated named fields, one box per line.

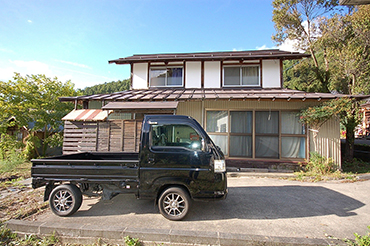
xmin=177 ymin=100 xmax=341 ymax=167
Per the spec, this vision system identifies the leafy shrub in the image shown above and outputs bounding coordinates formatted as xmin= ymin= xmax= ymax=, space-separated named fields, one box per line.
xmin=346 ymin=226 xmax=370 ymax=246
xmin=294 ymin=152 xmax=346 ymax=181
xmin=305 ymin=152 xmax=337 ymax=175
xmin=124 ymin=235 xmax=141 ymax=246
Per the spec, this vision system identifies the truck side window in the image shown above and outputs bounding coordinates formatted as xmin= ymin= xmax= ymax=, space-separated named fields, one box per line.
xmin=151 ymin=124 xmax=202 ymax=150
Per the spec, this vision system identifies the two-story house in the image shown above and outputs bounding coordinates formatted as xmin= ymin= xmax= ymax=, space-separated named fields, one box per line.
xmin=60 ymin=50 xmax=362 ymax=170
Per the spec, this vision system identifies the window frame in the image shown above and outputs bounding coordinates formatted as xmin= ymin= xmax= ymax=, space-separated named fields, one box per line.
xmin=222 ymin=64 xmax=261 ymax=87
xmin=280 ymin=111 xmax=307 ymax=159
xmin=149 ymin=66 xmax=184 ymax=88
xmin=205 ymin=109 xmax=307 ymax=160
xmin=149 ymin=123 xmax=204 ymax=151
xmin=255 ymin=110 xmax=280 ymax=159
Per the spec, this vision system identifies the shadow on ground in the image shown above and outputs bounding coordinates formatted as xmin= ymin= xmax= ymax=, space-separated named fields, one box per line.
xmin=72 ymin=185 xmax=365 ymax=221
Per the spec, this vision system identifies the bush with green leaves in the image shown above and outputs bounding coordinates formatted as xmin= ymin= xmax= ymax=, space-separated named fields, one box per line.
xmin=346 ymin=226 xmax=370 ymax=246
xmin=305 ymin=152 xmax=337 ymax=175
xmin=0 ymin=134 xmax=25 ymax=174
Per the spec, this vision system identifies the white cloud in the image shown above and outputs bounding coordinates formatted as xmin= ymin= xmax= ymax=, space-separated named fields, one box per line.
xmin=9 ymin=60 xmax=53 ymax=76
xmin=277 ymin=39 xmax=302 ymax=52
xmin=0 ymin=47 xmax=14 ymax=53
xmin=0 ymin=67 xmax=17 ymax=81
xmin=256 ymin=45 xmax=277 ymax=50
xmin=54 ymin=59 xmax=92 ymax=69
xmin=27 ymin=20 xmax=32 ymax=23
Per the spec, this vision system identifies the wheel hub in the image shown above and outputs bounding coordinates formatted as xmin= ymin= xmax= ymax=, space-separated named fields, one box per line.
xmin=170 ymin=201 xmax=178 ymax=209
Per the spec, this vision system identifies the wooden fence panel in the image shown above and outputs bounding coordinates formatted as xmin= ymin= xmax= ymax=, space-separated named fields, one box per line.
xmin=63 ymin=120 xmax=141 ymax=154
xmin=97 ymin=122 xmax=109 ymax=151
xmin=110 ymin=120 xmax=123 ymax=152
xmin=63 ymin=121 xmax=97 ymax=154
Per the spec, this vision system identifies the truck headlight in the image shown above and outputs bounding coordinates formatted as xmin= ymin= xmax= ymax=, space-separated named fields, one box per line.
xmin=214 ymin=160 xmax=226 ymax=173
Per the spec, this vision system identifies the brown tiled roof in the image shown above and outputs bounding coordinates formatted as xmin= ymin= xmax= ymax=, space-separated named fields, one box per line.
xmin=109 ymin=49 xmax=311 ymax=64
xmin=60 ymin=88 xmax=369 ymax=103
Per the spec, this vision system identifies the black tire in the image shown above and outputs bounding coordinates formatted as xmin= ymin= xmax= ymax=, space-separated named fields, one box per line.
xmin=49 ymin=184 xmax=83 ymax=217
xmin=158 ymin=187 xmax=191 ymax=221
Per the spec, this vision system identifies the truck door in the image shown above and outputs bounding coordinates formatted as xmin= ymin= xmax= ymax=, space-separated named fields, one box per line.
xmin=139 ymin=122 xmax=213 ymax=194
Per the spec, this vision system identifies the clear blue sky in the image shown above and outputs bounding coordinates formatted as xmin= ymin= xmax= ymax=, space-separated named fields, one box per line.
xmin=0 ymin=0 xmax=288 ymax=89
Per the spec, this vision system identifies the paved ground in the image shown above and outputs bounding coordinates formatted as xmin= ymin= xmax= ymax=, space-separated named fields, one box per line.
xmin=6 ymin=175 xmax=370 ymax=245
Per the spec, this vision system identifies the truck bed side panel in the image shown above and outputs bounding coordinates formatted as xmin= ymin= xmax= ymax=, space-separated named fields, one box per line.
xmin=31 ymin=152 xmax=139 ymax=189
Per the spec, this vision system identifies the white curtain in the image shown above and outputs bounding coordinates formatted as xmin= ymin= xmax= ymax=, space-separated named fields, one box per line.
xmin=230 ymin=136 xmax=252 ymax=157
xmin=255 ymin=111 xmax=279 ymax=158
xmin=255 ymin=111 xmax=279 ymax=134
xmin=281 ymin=112 xmax=306 ymax=158
xmin=255 ymin=136 xmax=279 ymax=158
xmin=209 ymin=134 xmax=228 ymax=155
xmin=282 ymin=137 xmax=305 ymax=158
xmin=229 ymin=111 xmax=252 ymax=157
xmin=281 ymin=112 xmax=304 ymax=134
xmin=230 ymin=111 xmax=252 ymax=133
xmin=242 ymin=66 xmax=259 ymax=86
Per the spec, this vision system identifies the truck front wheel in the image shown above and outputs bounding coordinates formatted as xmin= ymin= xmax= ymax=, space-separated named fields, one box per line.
xmin=158 ymin=187 xmax=191 ymax=221
xmin=49 ymin=184 xmax=83 ymax=217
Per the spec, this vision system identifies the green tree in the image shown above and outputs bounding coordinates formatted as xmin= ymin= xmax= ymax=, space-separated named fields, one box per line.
xmin=318 ymin=5 xmax=370 ymax=95
xmin=316 ymin=6 xmax=370 ymax=160
xmin=81 ymin=79 xmax=130 ymax=95
xmin=273 ymin=1 xmax=369 ymax=161
xmin=0 ymin=73 xmax=80 ymax=158
xmin=272 ymin=0 xmax=342 ymax=92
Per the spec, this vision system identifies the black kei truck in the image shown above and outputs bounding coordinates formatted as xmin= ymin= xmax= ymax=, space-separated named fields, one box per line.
xmin=31 ymin=115 xmax=227 ymax=220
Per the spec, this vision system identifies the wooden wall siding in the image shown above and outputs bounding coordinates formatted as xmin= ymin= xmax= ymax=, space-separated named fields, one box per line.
xmin=63 ymin=120 xmax=142 ymax=154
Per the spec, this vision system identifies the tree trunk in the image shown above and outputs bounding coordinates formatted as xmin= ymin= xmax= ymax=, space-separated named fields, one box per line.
xmin=42 ymin=125 xmax=49 ymax=156
xmin=344 ymin=123 xmax=355 ymax=162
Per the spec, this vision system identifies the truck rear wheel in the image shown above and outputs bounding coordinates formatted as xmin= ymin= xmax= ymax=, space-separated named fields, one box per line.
xmin=49 ymin=184 xmax=82 ymax=217
xmin=158 ymin=187 xmax=191 ymax=221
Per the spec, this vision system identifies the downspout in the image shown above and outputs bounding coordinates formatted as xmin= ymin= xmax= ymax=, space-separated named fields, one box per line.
xmin=201 ymin=100 xmax=205 ymax=127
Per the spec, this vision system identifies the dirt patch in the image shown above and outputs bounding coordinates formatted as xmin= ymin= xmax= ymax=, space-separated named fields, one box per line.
xmin=0 ymin=180 xmax=48 ymax=222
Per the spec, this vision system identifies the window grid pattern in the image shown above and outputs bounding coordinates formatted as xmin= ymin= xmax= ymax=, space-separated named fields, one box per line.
xmin=205 ymin=110 xmax=306 ymax=160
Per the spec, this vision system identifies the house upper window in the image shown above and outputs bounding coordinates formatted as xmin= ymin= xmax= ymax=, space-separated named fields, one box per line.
xmin=150 ymin=67 xmax=183 ymax=87
xmin=223 ymin=65 xmax=260 ymax=87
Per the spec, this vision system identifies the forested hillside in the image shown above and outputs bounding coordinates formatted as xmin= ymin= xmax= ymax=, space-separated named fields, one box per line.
xmin=81 ymin=79 xmax=130 ymax=95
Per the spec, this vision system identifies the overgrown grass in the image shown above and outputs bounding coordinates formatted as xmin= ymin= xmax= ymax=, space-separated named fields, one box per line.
xmin=1 ymin=224 xmax=60 ymax=246
xmin=0 ymin=150 xmax=26 ymax=173
xmin=1 ymin=224 xmax=143 ymax=246
xmin=292 ymin=152 xmax=358 ymax=182
xmin=343 ymin=158 xmax=370 ymax=174
xmin=0 ymin=149 xmax=30 ymax=181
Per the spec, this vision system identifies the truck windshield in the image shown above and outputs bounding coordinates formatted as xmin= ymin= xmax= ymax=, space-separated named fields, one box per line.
xmin=151 ymin=124 xmax=203 ymax=150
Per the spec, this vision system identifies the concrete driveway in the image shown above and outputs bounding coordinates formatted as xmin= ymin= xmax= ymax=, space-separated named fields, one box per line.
xmin=6 ymin=176 xmax=370 ymax=245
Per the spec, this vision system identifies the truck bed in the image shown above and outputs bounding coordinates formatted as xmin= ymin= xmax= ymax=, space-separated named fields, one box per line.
xmin=31 ymin=152 xmax=139 ymax=189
